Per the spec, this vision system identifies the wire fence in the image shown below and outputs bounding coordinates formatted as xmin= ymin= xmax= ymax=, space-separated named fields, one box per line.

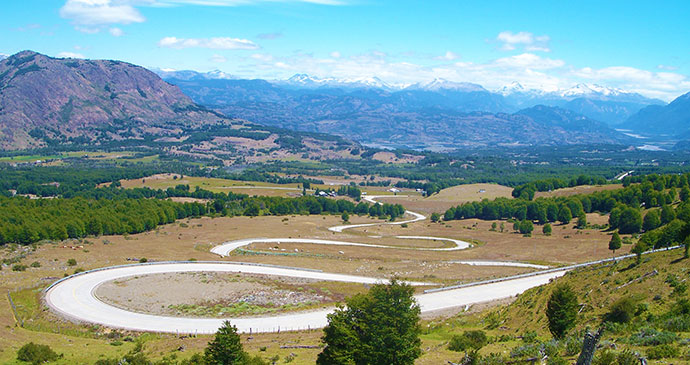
xmin=7 ymin=289 xmax=23 ymax=327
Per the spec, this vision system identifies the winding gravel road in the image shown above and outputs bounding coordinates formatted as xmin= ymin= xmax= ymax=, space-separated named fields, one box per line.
xmin=44 ymin=195 xmax=566 ymax=334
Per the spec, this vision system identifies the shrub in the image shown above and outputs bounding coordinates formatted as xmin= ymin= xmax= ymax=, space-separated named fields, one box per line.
xmin=138 ymin=257 xmax=148 ymax=263
xmin=605 ymin=296 xmax=638 ymax=324
xmin=30 ymin=261 xmax=41 ymax=268
xmin=16 ymin=342 xmax=59 ymax=364
xmin=67 ymin=258 xmax=77 ymax=266
xmin=12 ymin=264 xmax=27 ymax=271
xmin=646 ymin=344 xmax=679 ymax=360
xmin=624 ymin=327 xmax=678 ymax=346
xmin=448 ymin=330 xmax=488 ymax=352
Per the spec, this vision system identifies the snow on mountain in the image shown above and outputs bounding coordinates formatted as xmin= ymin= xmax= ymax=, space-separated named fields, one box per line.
xmin=152 ymin=68 xmax=234 ymax=81
xmin=0 ymin=53 xmax=7 ymax=61
xmin=282 ymin=74 xmax=399 ymax=90
xmin=559 ymin=83 xmax=625 ymax=98
xmin=407 ymin=78 xmax=486 ymax=92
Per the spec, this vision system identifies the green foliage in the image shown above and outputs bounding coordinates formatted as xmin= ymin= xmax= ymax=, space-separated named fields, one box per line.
xmin=447 ymin=330 xmax=488 ymax=352
xmin=546 ymin=284 xmax=578 ymax=339
xmin=576 ymin=212 xmax=587 ymax=228
xmin=609 ymin=233 xmax=622 ymax=254
xmin=16 ymin=342 xmax=59 ymax=364
xmin=542 ymin=223 xmax=552 ymax=236
xmin=558 ymin=206 xmax=572 ymax=224
xmin=617 ymin=208 xmax=642 ymax=234
xmin=518 ymin=220 xmax=534 ymax=234
xmin=340 ymin=212 xmax=349 ymax=222
xmin=430 ymin=212 xmax=441 ymax=223
xmin=204 ymin=321 xmax=250 ymax=365
xmin=67 ymin=258 xmax=77 ymax=266
xmin=642 ymin=210 xmax=661 ymax=231
xmin=317 ymin=280 xmax=421 ymax=365
xmin=646 ymin=344 xmax=679 ymax=360
xmin=604 ymin=296 xmax=638 ymax=324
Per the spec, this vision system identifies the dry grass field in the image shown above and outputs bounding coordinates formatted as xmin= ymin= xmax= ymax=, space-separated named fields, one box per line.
xmin=0 ymin=190 xmax=626 ymax=364
xmin=372 ymin=183 xmax=514 ymax=214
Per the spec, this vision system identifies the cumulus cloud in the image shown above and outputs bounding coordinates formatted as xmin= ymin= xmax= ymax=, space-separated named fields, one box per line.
xmin=158 ymin=36 xmax=259 ymax=50
xmin=57 ymin=51 xmax=85 ymax=58
xmin=109 ymin=27 xmax=125 ymax=36
xmin=497 ymin=31 xmax=551 ymax=52
xmin=60 ymin=0 xmax=145 ymax=26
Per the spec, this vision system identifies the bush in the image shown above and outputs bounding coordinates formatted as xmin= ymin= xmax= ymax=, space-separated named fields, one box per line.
xmin=448 ymin=330 xmax=488 ymax=352
xmin=646 ymin=344 xmax=679 ymax=360
xmin=12 ymin=264 xmax=27 ymax=271
xmin=30 ymin=261 xmax=41 ymax=268
xmin=624 ymin=327 xmax=678 ymax=346
xmin=16 ymin=342 xmax=59 ymax=364
xmin=67 ymin=258 xmax=77 ymax=266
xmin=138 ymin=257 xmax=148 ymax=263
xmin=605 ymin=296 xmax=638 ymax=324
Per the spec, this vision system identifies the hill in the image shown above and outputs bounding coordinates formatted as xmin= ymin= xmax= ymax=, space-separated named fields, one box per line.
xmin=0 ymin=51 xmax=230 ymax=150
xmin=624 ymin=91 xmax=690 ymax=137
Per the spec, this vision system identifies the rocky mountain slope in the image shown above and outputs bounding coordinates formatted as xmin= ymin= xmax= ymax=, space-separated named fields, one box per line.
xmin=0 ymin=51 xmax=226 ymax=149
xmin=166 ymin=76 xmax=630 ymax=149
xmin=624 ymin=91 xmax=690 ymax=137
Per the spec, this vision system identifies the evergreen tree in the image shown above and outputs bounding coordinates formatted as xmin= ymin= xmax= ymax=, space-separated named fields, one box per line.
xmin=518 ymin=220 xmax=533 ymax=234
xmin=660 ymin=205 xmax=676 ymax=225
xmin=317 ymin=280 xmax=421 ymax=365
xmin=576 ymin=212 xmax=587 ymax=229
xmin=618 ymin=208 xmax=642 ymax=234
xmin=609 ymin=233 xmax=622 ymax=256
xmin=204 ymin=321 xmax=248 ymax=365
xmin=546 ymin=284 xmax=578 ymax=339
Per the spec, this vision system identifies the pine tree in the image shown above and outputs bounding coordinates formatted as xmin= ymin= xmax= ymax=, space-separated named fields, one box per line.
xmin=204 ymin=321 xmax=248 ymax=365
xmin=609 ymin=233 xmax=622 ymax=256
xmin=546 ymin=284 xmax=578 ymax=339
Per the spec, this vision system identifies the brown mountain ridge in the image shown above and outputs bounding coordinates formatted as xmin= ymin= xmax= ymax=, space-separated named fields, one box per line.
xmin=0 ymin=50 xmax=227 ymax=149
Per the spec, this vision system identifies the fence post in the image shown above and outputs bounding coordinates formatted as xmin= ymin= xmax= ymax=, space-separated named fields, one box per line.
xmin=7 ymin=290 xmax=24 ymax=327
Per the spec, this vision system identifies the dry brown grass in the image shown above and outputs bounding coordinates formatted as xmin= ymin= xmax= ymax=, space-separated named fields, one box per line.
xmin=372 ymin=183 xmax=513 ymax=214
xmin=0 ymin=206 xmax=622 ymax=364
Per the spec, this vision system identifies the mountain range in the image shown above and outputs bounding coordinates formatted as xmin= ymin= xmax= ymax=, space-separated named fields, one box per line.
xmin=0 ymin=51 xmax=687 ymax=152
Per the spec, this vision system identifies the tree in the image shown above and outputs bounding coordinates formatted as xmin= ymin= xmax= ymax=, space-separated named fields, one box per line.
xmin=681 ymin=186 xmax=690 ymax=202
xmin=576 ymin=212 xmax=587 ymax=229
xmin=430 ymin=212 xmax=441 ymax=223
xmin=642 ymin=210 xmax=661 ymax=231
xmin=618 ymin=208 xmax=642 ymax=234
xmin=317 ymin=280 xmax=421 ymax=365
xmin=204 ymin=321 xmax=248 ymax=364
xmin=518 ymin=219 xmax=533 ymax=234
xmin=661 ymin=205 xmax=676 ymax=225
xmin=543 ymin=223 xmax=552 ymax=236
xmin=609 ymin=233 xmax=622 ymax=256
xmin=546 ymin=284 xmax=578 ymax=339
xmin=631 ymin=241 xmax=647 ymax=265
xmin=341 ymin=212 xmax=349 ymax=223
xmin=500 ymin=222 xmax=505 ymax=232
xmin=558 ymin=206 xmax=572 ymax=224
xmin=16 ymin=342 xmax=59 ymax=364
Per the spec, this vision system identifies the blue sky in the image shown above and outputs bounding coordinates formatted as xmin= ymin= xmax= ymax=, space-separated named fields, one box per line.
xmin=1 ymin=0 xmax=689 ymax=100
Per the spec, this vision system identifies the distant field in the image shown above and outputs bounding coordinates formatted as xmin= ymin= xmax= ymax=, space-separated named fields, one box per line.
xmin=534 ymin=184 xmax=622 ymax=198
xmin=373 ymin=183 xmax=513 ymax=214
xmin=120 ymin=173 xmax=305 ymax=197
xmin=0 ymin=151 xmax=143 ymax=164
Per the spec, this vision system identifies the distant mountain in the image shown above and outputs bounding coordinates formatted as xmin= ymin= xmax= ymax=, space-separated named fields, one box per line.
xmin=0 ymin=51 xmax=227 ymax=149
xmin=406 ymin=78 xmax=486 ymax=92
xmin=152 ymin=68 xmax=234 ymax=81
xmin=0 ymin=54 xmax=7 ymax=61
xmin=624 ymin=92 xmax=690 ymax=137
xmin=499 ymin=83 xmax=664 ymax=125
xmin=276 ymin=73 xmax=400 ymax=91
xmin=164 ymin=75 xmax=628 ymax=148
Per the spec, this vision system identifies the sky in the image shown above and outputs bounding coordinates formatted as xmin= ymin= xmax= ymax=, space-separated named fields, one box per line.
xmin=1 ymin=0 xmax=689 ymax=101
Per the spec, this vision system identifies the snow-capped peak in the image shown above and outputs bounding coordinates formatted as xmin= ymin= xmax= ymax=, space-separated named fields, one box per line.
xmin=560 ymin=83 xmax=624 ymax=98
xmin=409 ymin=78 xmax=486 ymax=92
xmin=499 ymin=81 xmax=525 ymax=95
xmin=205 ymin=70 xmax=234 ymax=80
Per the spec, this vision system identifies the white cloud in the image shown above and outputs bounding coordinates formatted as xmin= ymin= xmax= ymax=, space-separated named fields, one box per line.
xmin=251 ymin=53 xmax=274 ymax=62
xmin=57 ymin=51 xmax=85 ymax=58
xmin=330 ymin=51 xmax=341 ymax=59
xmin=497 ymin=31 xmax=551 ymax=52
xmin=158 ymin=36 xmax=259 ymax=50
xmin=60 ymin=0 xmax=145 ymax=26
xmin=493 ymin=53 xmax=564 ymax=69
xmin=210 ymin=54 xmax=227 ymax=63
xmin=109 ymin=27 xmax=124 ymax=36
xmin=434 ymin=51 xmax=460 ymax=61
xmin=657 ymin=64 xmax=678 ymax=71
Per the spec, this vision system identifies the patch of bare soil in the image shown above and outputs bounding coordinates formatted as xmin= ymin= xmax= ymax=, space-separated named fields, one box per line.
xmin=95 ymin=272 xmax=339 ymax=318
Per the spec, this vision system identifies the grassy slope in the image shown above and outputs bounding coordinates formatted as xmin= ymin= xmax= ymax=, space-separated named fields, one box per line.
xmin=421 ymin=248 xmax=690 ymax=363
